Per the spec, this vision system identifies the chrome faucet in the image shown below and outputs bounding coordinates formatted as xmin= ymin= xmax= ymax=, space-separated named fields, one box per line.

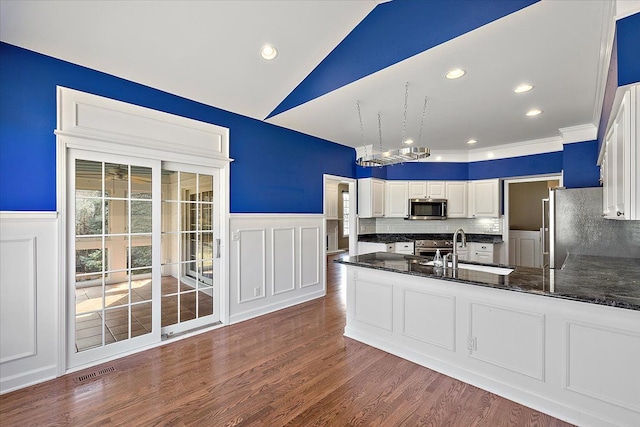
xmin=449 ymin=228 xmax=467 ymax=270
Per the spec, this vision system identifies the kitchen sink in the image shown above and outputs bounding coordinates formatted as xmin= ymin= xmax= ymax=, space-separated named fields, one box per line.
xmin=423 ymin=261 xmax=513 ymax=276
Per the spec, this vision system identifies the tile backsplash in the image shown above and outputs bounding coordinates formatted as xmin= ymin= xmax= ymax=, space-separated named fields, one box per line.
xmin=359 ymin=217 xmax=503 ymax=235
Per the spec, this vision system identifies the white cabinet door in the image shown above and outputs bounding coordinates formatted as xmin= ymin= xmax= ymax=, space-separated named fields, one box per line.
xmin=408 ymin=181 xmax=427 ymax=199
xmin=394 ymin=241 xmax=415 ymax=254
xmin=357 ymin=241 xmax=387 ymax=255
xmin=446 ymin=181 xmax=468 ymax=218
xmin=358 ymin=178 xmax=385 ymax=218
xmin=469 ymin=179 xmax=500 ymax=217
xmin=600 ymin=85 xmax=639 ymax=220
xmin=426 ymin=181 xmax=446 ymax=199
xmin=469 ymin=242 xmax=497 ymax=263
xmin=385 ymin=181 xmax=408 ymax=217
xmin=325 ymin=181 xmax=339 ymax=219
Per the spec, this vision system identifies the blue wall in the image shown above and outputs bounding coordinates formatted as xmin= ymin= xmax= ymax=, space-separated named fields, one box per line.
xmin=0 ymin=42 xmax=602 ymax=213
xmin=0 ymin=43 xmax=356 ymax=213
xmin=563 ymin=140 xmax=600 ymax=188
xmin=617 ymin=12 xmax=640 ymax=87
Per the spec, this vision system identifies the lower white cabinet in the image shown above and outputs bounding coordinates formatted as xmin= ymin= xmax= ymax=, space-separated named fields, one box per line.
xmin=392 ymin=241 xmax=414 ymax=255
xmin=455 ymin=242 xmax=469 ymax=261
xmin=469 ymin=242 xmax=500 ymax=264
xmin=357 ymin=241 xmax=386 ymax=255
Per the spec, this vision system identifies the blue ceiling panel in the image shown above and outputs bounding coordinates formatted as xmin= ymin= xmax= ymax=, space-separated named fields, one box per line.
xmin=267 ymin=0 xmax=539 ymax=119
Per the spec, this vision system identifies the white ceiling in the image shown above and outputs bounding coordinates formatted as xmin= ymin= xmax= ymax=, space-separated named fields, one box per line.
xmin=0 ymin=0 xmax=625 ymax=155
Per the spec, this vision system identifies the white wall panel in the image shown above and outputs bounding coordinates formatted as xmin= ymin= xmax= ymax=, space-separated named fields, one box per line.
xmin=229 ymin=215 xmax=325 ymax=324
xmin=566 ymin=321 xmax=640 ymax=411
xmin=300 ymin=226 xmax=320 ymax=288
xmin=0 ymin=213 xmax=59 ymax=394
xmin=272 ymin=228 xmax=295 ymax=295
xmin=403 ymin=289 xmax=455 ymax=351
xmin=0 ymin=237 xmax=36 ymax=363
xmin=354 ymin=280 xmax=393 ymax=331
xmin=470 ymin=302 xmax=545 ymax=380
xmin=237 ymin=229 xmax=266 ymax=303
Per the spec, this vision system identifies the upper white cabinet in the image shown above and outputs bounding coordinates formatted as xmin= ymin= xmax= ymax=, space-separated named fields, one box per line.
xmin=445 ymin=181 xmax=468 ymax=218
xmin=407 ymin=181 xmax=445 ymax=199
xmin=385 ymin=181 xmax=408 ymax=217
xmin=358 ymin=178 xmax=385 ymax=218
xmin=426 ymin=181 xmax=446 ymax=199
xmin=469 ymin=179 xmax=501 ymax=218
xmin=325 ymin=181 xmax=339 ymax=219
xmin=601 ymin=85 xmax=638 ymax=220
xmin=408 ymin=181 xmax=427 ymax=198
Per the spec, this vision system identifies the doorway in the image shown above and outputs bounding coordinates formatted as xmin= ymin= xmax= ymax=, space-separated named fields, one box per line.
xmin=503 ymin=175 xmax=561 ymax=267
xmin=323 ymin=175 xmax=357 ymax=257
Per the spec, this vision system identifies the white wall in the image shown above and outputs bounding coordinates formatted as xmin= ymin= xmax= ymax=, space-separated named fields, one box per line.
xmin=0 ymin=213 xmax=60 ymax=393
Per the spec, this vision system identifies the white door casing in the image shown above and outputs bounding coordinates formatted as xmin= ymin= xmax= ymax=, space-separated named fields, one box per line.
xmin=56 ymin=87 xmax=231 ymax=373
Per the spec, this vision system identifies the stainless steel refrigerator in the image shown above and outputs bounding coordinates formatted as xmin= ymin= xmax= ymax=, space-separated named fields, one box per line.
xmin=542 ymin=187 xmax=640 ymax=268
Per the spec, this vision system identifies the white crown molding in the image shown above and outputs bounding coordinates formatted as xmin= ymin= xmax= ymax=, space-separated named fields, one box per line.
xmin=559 ymin=124 xmax=598 ymax=144
xmin=593 ymin=0 xmax=616 ymax=129
xmin=466 ymin=136 xmax=563 ymax=163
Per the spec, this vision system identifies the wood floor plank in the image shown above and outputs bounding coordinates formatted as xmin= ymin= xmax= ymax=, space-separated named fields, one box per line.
xmin=0 ymin=254 xmax=574 ymax=426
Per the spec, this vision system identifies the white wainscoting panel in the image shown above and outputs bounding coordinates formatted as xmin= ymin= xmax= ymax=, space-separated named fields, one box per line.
xmin=272 ymin=228 xmax=295 ymax=295
xmin=229 ymin=215 xmax=324 ymax=324
xmin=300 ymin=226 xmax=320 ymax=288
xmin=403 ymin=289 xmax=455 ymax=351
xmin=354 ymin=280 xmax=393 ymax=331
xmin=0 ymin=238 xmax=36 ymax=363
xmin=237 ymin=229 xmax=266 ymax=303
xmin=566 ymin=321 xmax=640 ymax=412
xmin=0 ymin=213 xmax=59 ymax=394
xmin=470 ymin=302 xmax=545 ymax=380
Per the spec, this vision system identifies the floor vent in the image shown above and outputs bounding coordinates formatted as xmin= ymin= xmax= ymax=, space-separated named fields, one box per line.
xmin=75 ymin=366 xmax=116 ymax=383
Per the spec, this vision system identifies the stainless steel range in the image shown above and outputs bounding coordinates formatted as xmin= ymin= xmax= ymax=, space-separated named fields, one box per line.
xmin=414 ymin=239 xmax=454 ymax=258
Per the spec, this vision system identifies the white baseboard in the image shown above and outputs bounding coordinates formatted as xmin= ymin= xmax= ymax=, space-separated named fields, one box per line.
xmin=230 ymin=290 xmax=325 ymax=325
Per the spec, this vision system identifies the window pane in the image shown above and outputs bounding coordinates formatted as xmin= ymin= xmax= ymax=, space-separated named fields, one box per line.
xmin=162 ymin=201 xmax=179 ymax=233
xmin=76 ymin=279 xmax=103 ymax=314
xmin=129 ymin=239 xmax=152 ymax=272
xmin=76 ymin=198 xmax=103 ymax=235
xmin=162 ymin=170 xmax=179 ymax=201
xmin=200 ymin=204 xmax=212 ymax=230
xmin=161 ymin=234 xmax=179 ymax=265
xmin=75 ymin=247 xmax=103 ymax=274
xmin=76 ymin=159 xmax=102 ymax=197
xmin=131 ymin=200 xmax=152 ymax=233
xmin=130 ymin=166 xmax=152 ymax=199
xmin=131 ymin=278 xmax=152 ymax=303
xmin=105 ymin=163 xmax=129 ymax=198
xmin=106 ymin=199 xmax=128 ymax=235
xmin=198 ymin=289 xmax=213 ymax=316
xmin=131 ymin=302 xmax=152 ymax=338
xmin=180 ymin=172 xmax=197 ymax=202
xmin=105 ymin=281 xmax=129 ymax=308
xmin=199 ymin=232 xmax=214 ymax=260
xmin=200 ymin=175 xmax=213 ymax=201
xmin=105 ymin=306 xmax=129 ymax=342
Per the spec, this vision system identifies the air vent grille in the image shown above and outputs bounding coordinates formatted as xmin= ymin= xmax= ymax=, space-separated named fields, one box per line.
xmin=75 ymin=366 xmax=116 ymax=383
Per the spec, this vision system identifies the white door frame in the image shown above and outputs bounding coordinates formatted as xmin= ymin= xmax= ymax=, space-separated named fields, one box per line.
xmin=323 ymin=174 xmax=357 ymax=256
xmin=56 ymin=87 xmax=231 ymax=374
xmin=502 ymin=173 xmax=562 ymax=266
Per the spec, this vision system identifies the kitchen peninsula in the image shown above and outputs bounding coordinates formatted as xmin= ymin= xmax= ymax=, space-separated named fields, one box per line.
xmin=335 ymin=252 xmax=640 ymax=427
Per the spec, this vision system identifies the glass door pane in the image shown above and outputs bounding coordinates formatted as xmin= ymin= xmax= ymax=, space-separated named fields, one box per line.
xmin=70 ymin=152 xmax=159 ymax=367
xmin=161 ymin=168 xmax=219 ymax=334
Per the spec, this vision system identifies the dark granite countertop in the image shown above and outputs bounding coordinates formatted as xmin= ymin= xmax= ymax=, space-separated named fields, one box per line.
xmin=358 ymin=233 xmax=503 ymax=244
xmin=335 ymin=252 xmax=640 ymax=311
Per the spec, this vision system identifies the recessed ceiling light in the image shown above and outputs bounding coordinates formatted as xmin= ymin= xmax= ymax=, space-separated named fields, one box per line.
xmin=487 ymin=153 xmax=494 ymax=159
xmin=260 ymin=45 xmax=278 ymax=60
xmin=435 ymin=156 xmax=443 ymax=161
xmin=445 ymin=68 xmax=466 ymax=79
xmin=514 ymin=84 xmax=534 ymax=93
xmin=467 ymin=139 xmax=477 ymax=145
xmin=526 ymin=109 xmax=543 ymax=116
xmin=403 ymin=139 xmax=414 ymax=145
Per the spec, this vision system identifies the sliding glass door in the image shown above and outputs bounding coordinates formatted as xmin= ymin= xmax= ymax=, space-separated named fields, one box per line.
xmin=68 ymin=153 xmax=221 ymax=368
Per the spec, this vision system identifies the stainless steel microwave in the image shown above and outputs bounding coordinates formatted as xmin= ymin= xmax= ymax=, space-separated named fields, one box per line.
xmin=407 ymin=198 xmax=447 ymax=220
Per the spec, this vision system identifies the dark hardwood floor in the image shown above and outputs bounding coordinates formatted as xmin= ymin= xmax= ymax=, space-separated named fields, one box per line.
xmin=0 ymin=253 xmax=573 ymax=426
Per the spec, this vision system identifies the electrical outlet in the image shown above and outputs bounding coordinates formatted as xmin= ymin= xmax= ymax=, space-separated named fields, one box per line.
xmin=253 ymin=287 xmax=260 ymax=297
xmin=467 ymin=336 xmax=477 ymax=351
xmin=232 ymin=232 xmax=240 ymax=241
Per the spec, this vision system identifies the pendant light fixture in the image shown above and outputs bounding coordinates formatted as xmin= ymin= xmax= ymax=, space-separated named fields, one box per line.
xmin=356 ymin=82 xmax=430 ymax=167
